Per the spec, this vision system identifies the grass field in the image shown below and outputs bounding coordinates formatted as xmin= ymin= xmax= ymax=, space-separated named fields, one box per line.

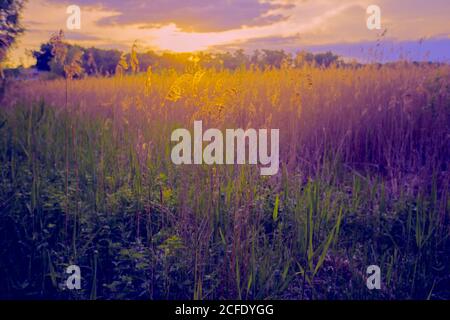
xmin=0 ymin=63 xmax=449 ymax=299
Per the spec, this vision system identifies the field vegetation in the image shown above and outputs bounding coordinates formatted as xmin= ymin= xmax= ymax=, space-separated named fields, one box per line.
xmin=0 ymin=55 xmax=449 ymax=299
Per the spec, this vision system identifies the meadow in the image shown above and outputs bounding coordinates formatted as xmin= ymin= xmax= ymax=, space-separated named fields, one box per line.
xmin=0 ymin=62 xmax=449 ymax=299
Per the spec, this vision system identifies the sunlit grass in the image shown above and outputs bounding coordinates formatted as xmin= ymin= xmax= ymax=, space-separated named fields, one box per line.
xmin=0 ymin=62 xmax=449 ymax=299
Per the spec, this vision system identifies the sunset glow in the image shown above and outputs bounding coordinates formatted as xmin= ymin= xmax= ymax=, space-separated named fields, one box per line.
xmin=9 ymin=0 xmax=450 ymax=66
xmin=1 ymin=0 xmax=449 ymax=302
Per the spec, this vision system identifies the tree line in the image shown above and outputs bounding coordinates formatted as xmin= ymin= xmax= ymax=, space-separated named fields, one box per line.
xmin=30 ymin=31 xmax=347 ymax=79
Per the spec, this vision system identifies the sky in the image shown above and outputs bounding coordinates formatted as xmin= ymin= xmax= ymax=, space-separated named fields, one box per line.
xmin=8 ymin=0 xmax=450 ymax=66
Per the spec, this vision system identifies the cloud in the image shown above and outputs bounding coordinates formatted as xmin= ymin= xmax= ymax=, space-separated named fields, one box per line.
xmin=215 ymin=34 xmax=450 ymax=63
xmin=65 ymin=32 xmax=101 ymax=41
xmin=47 ymin=0 xmax=294 ymax=32
xmin=306 ymin=37 xmax=450 ymax=63
xmin=9 ymin=0 xmax=450 ymax=66
xmin=211 ymin=35 xmax=301 ymax=52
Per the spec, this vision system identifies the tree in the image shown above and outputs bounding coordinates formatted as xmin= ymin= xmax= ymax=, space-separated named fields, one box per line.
xmin=82 ymin=47 xmax=121 ymax=76
xmin=233 ymin=49 xmax=249 ymax=69
xmin=33 ymin=30 xmax=84 ymax=78
xmin=33 ymin=42 xmax=53 ymax=71
xmin=250 ymin=50 xmax=261 ymax=67
xmin=295 ymin=51 xmax=314 ymax=68
xmin=63 ymin=45 xmax=83 ymax=79
xmin=0 ymin=0 xmax=25 ymax=77
xmin=83 ymin=49 xmax=97 ymax=75
xmin=261 ymin=50 xmax=289 ymax=69
xmin=136 ymin=50 xmax=158 ymax=72
xmin=313 ymin=51 xmax=340 ymax=68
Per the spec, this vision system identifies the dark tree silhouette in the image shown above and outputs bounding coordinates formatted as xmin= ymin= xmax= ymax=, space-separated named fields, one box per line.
xmin=0 ymin=0 xmax=25 ymax=77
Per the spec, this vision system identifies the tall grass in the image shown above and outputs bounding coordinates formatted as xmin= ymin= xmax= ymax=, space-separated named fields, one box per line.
xmin=0 ymin=62 xmax=449 ymax=299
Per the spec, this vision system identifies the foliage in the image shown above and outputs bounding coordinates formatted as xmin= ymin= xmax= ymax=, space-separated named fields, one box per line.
xmin=31 ymin=32 xmax=347 ymax=79
xmin=0 ymin=0 xmax=25 ymax=72
xmin=0 ymin=63 xmax=449 ymax=299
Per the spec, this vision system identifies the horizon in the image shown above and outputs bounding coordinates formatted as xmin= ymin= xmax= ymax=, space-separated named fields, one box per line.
xmin=8 ymin=0 xmax=450 ymax=67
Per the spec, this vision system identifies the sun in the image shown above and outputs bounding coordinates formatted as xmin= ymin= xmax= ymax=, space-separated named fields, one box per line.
xmin=149 ymin=24 xmax=226 ymax=52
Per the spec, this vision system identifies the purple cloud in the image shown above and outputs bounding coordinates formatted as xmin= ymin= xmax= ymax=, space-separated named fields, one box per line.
xmin=50 ymin=0 xmax=293 ymax=32
xmin=214 ymin=35 xmax=450 ymax=63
